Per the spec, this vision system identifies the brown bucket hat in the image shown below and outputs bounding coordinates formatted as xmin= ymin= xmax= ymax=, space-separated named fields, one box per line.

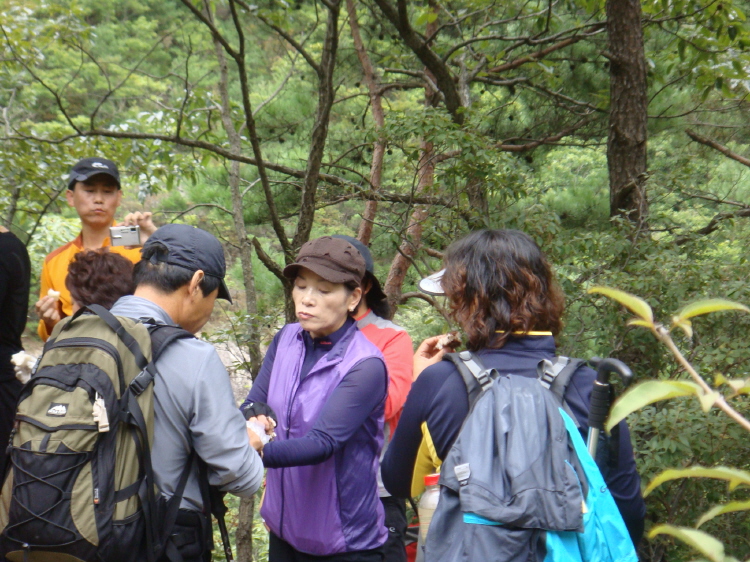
xmin=283 ymin=236 xmax=366 ymax=285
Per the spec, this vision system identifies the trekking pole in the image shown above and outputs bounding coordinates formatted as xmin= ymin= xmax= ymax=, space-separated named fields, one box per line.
xmin=217 ymin=516 xmax=233 ymax=562
xmin=586 ymin=358 xmax=633 ymax=458
xmin=208 ymin=486 xmax=234 ymax=561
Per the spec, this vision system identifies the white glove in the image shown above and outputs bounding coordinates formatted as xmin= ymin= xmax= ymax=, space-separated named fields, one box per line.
xmin=11 ymin=351 xmax=37 ymax=384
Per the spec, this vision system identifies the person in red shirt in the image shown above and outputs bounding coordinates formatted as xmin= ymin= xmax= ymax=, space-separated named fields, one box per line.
xmin=333 ymin=236 xmax=414 ymax=562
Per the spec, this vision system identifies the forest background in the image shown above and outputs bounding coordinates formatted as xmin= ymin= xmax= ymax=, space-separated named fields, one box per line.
xmin=2 ymin=0 xmax=750 ymax=560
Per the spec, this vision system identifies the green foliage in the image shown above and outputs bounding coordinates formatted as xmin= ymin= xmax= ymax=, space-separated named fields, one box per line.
xmin=4 ymin=0 xmax=750 ymax=559
xmin=594 ymin=288 xmax=750 ymax=561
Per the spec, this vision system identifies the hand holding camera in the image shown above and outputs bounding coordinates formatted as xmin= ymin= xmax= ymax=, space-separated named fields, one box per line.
xmin=111 ymin=211 xmax=157 ymax=247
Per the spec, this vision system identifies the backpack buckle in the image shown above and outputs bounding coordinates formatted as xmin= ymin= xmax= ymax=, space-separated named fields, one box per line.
xmin=130 ymin=368 xmax=155 ymax=396
xmin=458 ymin=351 xmax=493 ymax=390
xmin=538 ymin=357 xmax=569 ymax=389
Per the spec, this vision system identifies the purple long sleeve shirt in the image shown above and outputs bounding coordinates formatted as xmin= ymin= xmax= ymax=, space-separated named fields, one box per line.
xmin=240 ymin=318 xmax=387 ymax=468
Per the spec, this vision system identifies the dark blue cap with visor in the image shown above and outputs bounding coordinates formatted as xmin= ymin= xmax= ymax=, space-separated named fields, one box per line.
xmin=142 ymin=224 xmax=232 ymax=303
xmin=68 ymin=157 xmax=121 ymax=190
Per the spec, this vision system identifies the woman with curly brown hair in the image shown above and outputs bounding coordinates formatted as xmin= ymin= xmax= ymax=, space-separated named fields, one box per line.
xmin=66 ymin=250 xmax=135 ymax=312
xmin=381 ymin=229 xmax=645 ymax=549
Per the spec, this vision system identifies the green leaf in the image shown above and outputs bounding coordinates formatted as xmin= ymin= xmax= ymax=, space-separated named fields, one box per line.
xmin=674 ymin=299 xmax=749 ymax=323
xmin=588 ymin=286 xmax=654 ymax=322
xmin=728 ymin=26 xmax=738 ymax=41
xmin=645 ymin=466 xmax=750 ymax=496
xmin=697 ymin=500 xmax=750 ymax=527
xmin=648 ymin=525 xmax=726 ymax=562
xmin=678 ymin=39 xmax=686 ymax=60
xmin=605 ymin=381 xmax=703 ymax=432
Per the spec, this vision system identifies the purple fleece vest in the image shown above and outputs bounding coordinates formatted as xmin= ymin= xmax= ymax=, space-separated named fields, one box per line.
xmin=261 ymin=323 xmax=387 ymax=555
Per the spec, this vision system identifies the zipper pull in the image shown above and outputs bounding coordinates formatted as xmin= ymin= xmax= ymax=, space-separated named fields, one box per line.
xmin=94 ymin=488 xmax=100 ymax=505
xmin=93 ymin=392 xmax=110 ymax=433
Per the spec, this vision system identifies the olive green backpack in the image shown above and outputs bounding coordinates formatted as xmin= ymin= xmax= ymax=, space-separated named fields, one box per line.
xmin=0 ymin=304 xmax=194 ymax=562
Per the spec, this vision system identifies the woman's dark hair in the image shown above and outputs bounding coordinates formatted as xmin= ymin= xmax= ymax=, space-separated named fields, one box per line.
xmin=441 ymin=229 xmax=564 ymax=351
xmin=344 ymin=280 xmax=363 ymax=316
xmin=133 ymin=242 xmax=221 ymax=297
xmin=363 ymin=274 xmax=391 ymax=319
xmin=66 ymin=250 xmax=135 ymax=309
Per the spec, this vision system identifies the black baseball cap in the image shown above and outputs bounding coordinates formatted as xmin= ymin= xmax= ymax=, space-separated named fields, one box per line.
xmin=68 ymin=157 xmax=121 ymax=190
xmin=142 ymin=224 xmax=232 ymax=303
xmin=331 ymin=235 xmax=387 ymax=302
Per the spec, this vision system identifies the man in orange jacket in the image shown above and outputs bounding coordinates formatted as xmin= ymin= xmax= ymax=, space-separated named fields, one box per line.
xmin=35 ymin=157 xmax=156 ymax=340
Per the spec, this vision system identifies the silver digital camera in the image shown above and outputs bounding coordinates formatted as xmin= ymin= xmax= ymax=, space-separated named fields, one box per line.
xmin=109 ymin=225 xmax=141 ymax=247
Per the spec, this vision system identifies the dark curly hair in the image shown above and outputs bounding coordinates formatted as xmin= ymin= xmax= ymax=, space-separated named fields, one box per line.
xmin=66 ymin=250 xmax=135 ymax=309
xmin=441 ymin=229 xmax=564 ymax=351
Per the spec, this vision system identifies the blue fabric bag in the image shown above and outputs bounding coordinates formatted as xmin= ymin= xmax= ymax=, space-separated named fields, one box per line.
xmin=543 ymin=410 xmax=638 ymax=562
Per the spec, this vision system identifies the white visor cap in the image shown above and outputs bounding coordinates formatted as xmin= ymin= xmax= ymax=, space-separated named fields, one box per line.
xmin=418 ymin=269 xmax=446 ymax=296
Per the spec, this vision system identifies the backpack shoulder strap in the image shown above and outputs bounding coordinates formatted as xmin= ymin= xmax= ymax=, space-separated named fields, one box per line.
xmin=537 ymin=356 xmax=585 ymax=427
xmin=148 ymin=323 xmax=196 ymax=362
xmin=127 ymin=323 xmax=195 ymax=397
xmin=444 ymin=351 xmax=495 ymax=409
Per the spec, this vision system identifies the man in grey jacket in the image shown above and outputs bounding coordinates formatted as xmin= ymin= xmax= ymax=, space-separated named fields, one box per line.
xmin=110 ymin=224 xmax=263 ymax=562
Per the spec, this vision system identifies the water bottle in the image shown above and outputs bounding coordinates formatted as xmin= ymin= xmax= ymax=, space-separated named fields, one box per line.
xmin=418 ymin=473 xmax=440 ymax=544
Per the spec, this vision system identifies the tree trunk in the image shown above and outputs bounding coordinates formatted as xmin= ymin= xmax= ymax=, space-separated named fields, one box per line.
xmin=235 ymin=496 xmax=254 ymax=562
xmin=212 ymin=24 xmax=261 ymax=561
xmin=346 ymin=0 xmax=386 ymax=245
xmin=383 ymin=139 xmax=433 ymax=312
xmin=384 ymin=10 xmax=439 ymax=311
xmin=607 ymin=0 xmax=648 ymax=222
xmin=4 ymin=186 xmax=21 ymax=230
xmin=292 ymin=0 xmax=343 ymax=250
xmin=212 ymin=29 xmax=262 ymax=377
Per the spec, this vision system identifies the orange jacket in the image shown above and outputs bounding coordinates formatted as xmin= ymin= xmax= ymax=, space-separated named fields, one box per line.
xmin=355 ymin=309 xmax=414 ymax=436
xmin=38 ymin=233 xmax=142 ymax=340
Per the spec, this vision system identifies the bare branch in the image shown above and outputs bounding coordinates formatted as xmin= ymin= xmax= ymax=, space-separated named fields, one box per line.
xmin=254 ymin=65 xmax=296 ymax=116
xmin=683 ymin=191 xmax=749 ymax=209
xmin=686 ymin=128 xmax=750 ymax=168
xmin=486 ymin=32 xmax=603 ymax=74
xmin=372 ymin=0 xmax=464 ymax=124
xmin=423 ymin=247 xmax=444 ymax=259
xmin=255 ymin=13 xmax=320 ymax=74
xmin=1 ymin=128 xmax=359 ymax=191
xmin=676 ymin=208 xmax=750 ymax=244
xmin=161 ymin=203 xmax=233 ymax=221
xmin=497 ymin=117 xmax=591 ymax=152
xmin=0 ymin=26 xmax=82 ymax=134
xmin=251 ymin=236 xmax=286 ymax=282
xmin=397 ymin=292 xmax=452 ymax=324
xmin=178 ymin=0 xmax=238 ymax=58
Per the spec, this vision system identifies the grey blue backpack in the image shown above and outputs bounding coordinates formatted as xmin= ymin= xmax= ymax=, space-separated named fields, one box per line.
xmin=423 ymin=352 xmax=637 ymax=562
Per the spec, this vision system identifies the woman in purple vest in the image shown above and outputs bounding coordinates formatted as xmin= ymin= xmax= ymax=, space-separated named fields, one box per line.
xmin=241 ymin=236 xmax=389 ymax=561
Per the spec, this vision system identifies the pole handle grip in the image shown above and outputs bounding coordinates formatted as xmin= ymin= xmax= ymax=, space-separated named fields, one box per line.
xmin=587 ymin=381 xmax=610 ymax=431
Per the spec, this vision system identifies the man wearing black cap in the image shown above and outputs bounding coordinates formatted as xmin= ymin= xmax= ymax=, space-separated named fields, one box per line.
xmin=110 ymin=224 xmax=262 ymax=561
xmin=35 ymin=157 xmax=157 ymax=340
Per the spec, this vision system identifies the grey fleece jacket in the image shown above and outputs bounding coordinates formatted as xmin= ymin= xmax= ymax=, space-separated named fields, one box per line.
xmin=110 ymin=295 xmax=263 ymax=510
